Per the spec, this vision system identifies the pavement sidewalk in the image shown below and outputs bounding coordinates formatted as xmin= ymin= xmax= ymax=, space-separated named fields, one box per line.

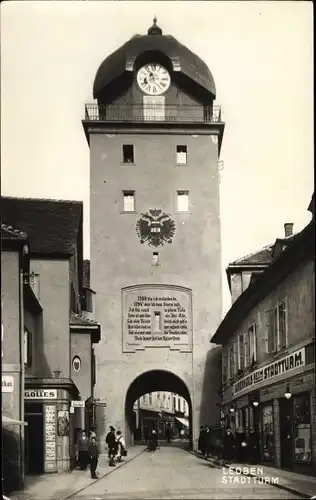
xmin=192 ymin=451 xmax=316 ymax=498
xmin=11 ymin=445 xmax=147 ymax=500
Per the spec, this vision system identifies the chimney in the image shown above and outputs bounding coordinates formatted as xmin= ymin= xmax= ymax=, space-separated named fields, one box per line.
xmin=284 ymin=223 xmax=294 ymax=238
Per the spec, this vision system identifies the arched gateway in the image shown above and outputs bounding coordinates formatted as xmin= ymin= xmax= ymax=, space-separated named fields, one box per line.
xmin=83 ymin=19 xmax=225 ymax=450
xmin=125 ymin=370 xmax=192 ymax=446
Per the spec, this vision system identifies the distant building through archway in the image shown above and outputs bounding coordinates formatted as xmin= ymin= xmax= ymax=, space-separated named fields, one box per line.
xmin=125 ymin=370 xmax=192 ymax=447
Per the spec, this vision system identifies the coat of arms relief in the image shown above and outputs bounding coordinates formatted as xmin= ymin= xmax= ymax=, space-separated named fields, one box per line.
xmin=136 ymin=209 xmax=176 ymax=247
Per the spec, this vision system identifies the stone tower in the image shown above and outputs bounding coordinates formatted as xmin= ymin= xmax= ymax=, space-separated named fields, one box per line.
xmin=82 ymin=18 xmax=225 ymax=447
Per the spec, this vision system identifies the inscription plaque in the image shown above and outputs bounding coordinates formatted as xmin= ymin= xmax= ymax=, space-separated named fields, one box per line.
xmin=122 ymin=285 xmax=192 ymax=352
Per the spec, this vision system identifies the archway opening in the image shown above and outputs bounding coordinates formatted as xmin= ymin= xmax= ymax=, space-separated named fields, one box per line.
xmin=125 ymin=370 xmax=192 ymax=449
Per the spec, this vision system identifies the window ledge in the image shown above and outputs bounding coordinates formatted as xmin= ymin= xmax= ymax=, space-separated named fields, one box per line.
xmin=121 ymin=162 xmax=136 ymax=166
xmin=120 ymin=211 xmax=137 ymax=214
xmin=175 ymin=163 xmax=188 ymax=167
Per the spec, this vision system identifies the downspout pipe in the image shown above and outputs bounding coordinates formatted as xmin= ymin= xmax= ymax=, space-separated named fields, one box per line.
xmin=19 ymin=256 xmax=26 ymax=487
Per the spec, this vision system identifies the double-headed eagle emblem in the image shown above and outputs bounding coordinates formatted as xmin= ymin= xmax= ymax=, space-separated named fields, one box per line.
xmin=136 ymin=209 xmax=176 ymax=247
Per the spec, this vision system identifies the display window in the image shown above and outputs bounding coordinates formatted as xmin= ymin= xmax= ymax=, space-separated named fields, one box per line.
xmin=261 ymin=404 xmax=274 ymax=461
xmin=293 ymin=393 xmax=311 ymax=463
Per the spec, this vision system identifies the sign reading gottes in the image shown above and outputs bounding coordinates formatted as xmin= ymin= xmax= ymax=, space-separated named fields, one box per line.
xmin=122 ymin=285 xmax=192 ymax=351
xmin=232 ymin=347 xmax=306 ymax=396
xmin=25 ymin=389 xmax=57 ymax=399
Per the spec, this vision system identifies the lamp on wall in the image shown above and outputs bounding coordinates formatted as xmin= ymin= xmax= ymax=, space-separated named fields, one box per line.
xmin=284 ymin=384 xmax=292 ymax=399
xmin=253 ymin=400 xmax=259 ymax=407
xmin=229 ymin=407 xmax=235 ymax=413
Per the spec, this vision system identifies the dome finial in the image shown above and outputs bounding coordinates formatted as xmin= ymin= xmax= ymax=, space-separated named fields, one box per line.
xmin=147 ymin=16 xmax=162 ymax=35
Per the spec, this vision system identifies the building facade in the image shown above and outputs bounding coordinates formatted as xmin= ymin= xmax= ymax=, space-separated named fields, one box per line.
xmin=133 ymin=391 xmax=189 ymax=439
xmin=212 ymin=198 xmax=315 ymax=473
xmin=1 ymin=197 xmax=101 ymax=482
xmin=83 ymin=18 xmax=224 ymax=448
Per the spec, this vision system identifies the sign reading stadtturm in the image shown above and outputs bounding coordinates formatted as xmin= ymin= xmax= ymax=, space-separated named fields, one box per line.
xmin=232 ymin=347 xmax=306 ymax=396
xmin=122 ymin=285 xmax=192 ymax=352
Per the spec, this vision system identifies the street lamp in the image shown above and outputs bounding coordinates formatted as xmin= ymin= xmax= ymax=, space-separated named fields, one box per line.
xmin=253 ymin=400 xmax=259 ymax=407
xmin=284 ymin=384 xmax=292 ymax=399
xmin=229 ymin=407 xmax=235 ymax=413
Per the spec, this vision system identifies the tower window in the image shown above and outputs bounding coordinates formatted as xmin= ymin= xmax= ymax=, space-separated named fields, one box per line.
xmin=154 ymin=312 xmax=161 ymax=332
xmin=122 ymin=145 xmax=134 ymax=164
xmin=152 ymin=252 xmax=159 ymax=266
xmin=176 ymin=145 xmax=187 ymax=164
xmin=177 ymin=191 xmax=189 ymax=212
xmin=123 ymin=191 xmax=135 ymax=212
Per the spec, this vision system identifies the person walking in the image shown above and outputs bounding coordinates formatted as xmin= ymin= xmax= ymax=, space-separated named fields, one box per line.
xmin=148 ymin=429 xmax=158 ymax=451
xmin=105 ymin=426 xmax=117 ymax=466
xmin=166 ymin=424 xmax=172 ymax=444
xmin=116 ymin=430 xmax=126 ymax=462
xmin=77 ymin=430 xmax=89 ymax=471
xmin=88 ymin=436 xmax=99 ymax=479
xmin=198 ymin=425 xmax=205 ymax=453
xmin=248 ymin=427 xmax=260 ymax=464
xmin=223 ymin=427 xmax=235 ymax=463
xmin=204 ymin=425 xmax=212 ymax=458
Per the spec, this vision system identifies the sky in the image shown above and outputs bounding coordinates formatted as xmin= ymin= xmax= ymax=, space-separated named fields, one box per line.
xmin=1 ymin=1 xmax=313 ymax=314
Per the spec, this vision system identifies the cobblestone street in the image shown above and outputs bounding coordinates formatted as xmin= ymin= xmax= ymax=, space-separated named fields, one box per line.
xmin=71 ymin=447 xmax=303 ymax=499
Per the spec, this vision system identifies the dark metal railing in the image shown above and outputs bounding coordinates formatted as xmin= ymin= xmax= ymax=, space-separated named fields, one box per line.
xmin=84 ymin=103 xmax=222 ymax=123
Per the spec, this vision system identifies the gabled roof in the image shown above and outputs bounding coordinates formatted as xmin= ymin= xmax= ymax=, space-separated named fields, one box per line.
xmin=228 ymin=233 xmax=297 ymax=268
xmin=70 ymin=312 xmax=101 ymax=343
xmin=1 ymin=197 xmax=83 ymax=256
xmin=229 ymin=244 xmax=273 ymax=266
xmin=212 ymin=218 xmax=314 ymax=345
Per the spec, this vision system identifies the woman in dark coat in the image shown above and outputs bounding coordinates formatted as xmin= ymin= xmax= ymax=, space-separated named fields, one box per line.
xmin=148 ymin=429 xmax=158 ymax=451
xmin=77 ymin=430 xmax=89 ymax=470
xmin=247 ymin=427 xmax=260 ymax=464
xmin=198 ymin=425 xmax=205 ymax=453
xmin=223 ymin=427 xmax=235 ymax=463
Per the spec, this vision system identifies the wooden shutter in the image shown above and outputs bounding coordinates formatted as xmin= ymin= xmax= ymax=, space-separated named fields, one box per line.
xmin=265 ymin=310 xmax=276 ymax=353
xmin=244 ymin=330 xmax=249 ymax=367
xmin=238 ymin=334 xmax=244 ymax=370
xmin=278 ymin=301 xmax=287 ymax=348
xmin=233 ymin=342 xmax=238 ymax=376
xmin=222 ymin=349 xmax=228 ymax=385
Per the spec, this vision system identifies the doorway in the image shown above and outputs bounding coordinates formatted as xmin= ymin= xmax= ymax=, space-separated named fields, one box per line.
xmin=25 ymin=404 xmax=44 ymax=474
xmin=279 ymin=398 xmax=293 ymax=469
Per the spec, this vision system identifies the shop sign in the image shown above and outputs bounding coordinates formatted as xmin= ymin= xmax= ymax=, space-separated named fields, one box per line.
xmin=71 ymin=400 xmax=85 ymax=408
xmin=2 ymin=375 xmax=14 ymax=393
xmin=232 ymin=347 xmax=306 ymax=396
xmin=25 ymin=389 xmax=57 ymax=400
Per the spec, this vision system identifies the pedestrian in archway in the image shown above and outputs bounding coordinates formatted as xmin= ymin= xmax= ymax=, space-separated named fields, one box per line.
xmin=148 ymin=429 xmax=158 ymax=451
xmin=204 ymin=425 xmax=212 ymax=458
xmin=77 ymin=430 xmax=89 ymax=470
xmin=116 ymin=430 xmax=127 ymax=462
xmin=166 ymin=424 xmax=172 ymax=444
xmin=198 ymin=425 xmax=205 ymax=453
xmin=105 ymin=426 xmax=117 ymax=466
xmin=223 ymin=427 xmax=235 ymax=463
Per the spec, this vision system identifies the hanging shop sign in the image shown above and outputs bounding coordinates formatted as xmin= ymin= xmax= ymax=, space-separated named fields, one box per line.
xmin=232 ymin=347 xmax=306 ymax=397
xmin=71 ymin=400 xmax=85 ymax=408
xmin=25 ymin=389 xmax=58 ymax=399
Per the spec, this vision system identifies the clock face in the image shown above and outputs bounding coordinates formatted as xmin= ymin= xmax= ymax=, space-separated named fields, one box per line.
xmin=137 ymin=64 xmax=171 ymax=95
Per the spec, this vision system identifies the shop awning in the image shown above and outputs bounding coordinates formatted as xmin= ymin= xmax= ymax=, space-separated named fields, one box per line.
xmin=175 ymin=417 xmax=189 ymax=428
xmin=2 ymin=415 xmax=28 ymax=427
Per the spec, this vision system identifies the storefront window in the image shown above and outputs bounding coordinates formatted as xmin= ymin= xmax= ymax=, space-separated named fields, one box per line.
xmin=261 ymin=404 xmax=274 ymax=461
xmin=293 ymin=393 xmax=311 ymax=463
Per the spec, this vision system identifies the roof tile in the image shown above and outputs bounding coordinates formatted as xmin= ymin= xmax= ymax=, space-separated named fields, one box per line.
xmin=1 ymin=197 xmax=83 ymax=255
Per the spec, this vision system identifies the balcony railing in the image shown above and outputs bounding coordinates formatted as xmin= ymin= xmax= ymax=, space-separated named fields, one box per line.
xmin=84 ymin=103 xmax=222 ymax=123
